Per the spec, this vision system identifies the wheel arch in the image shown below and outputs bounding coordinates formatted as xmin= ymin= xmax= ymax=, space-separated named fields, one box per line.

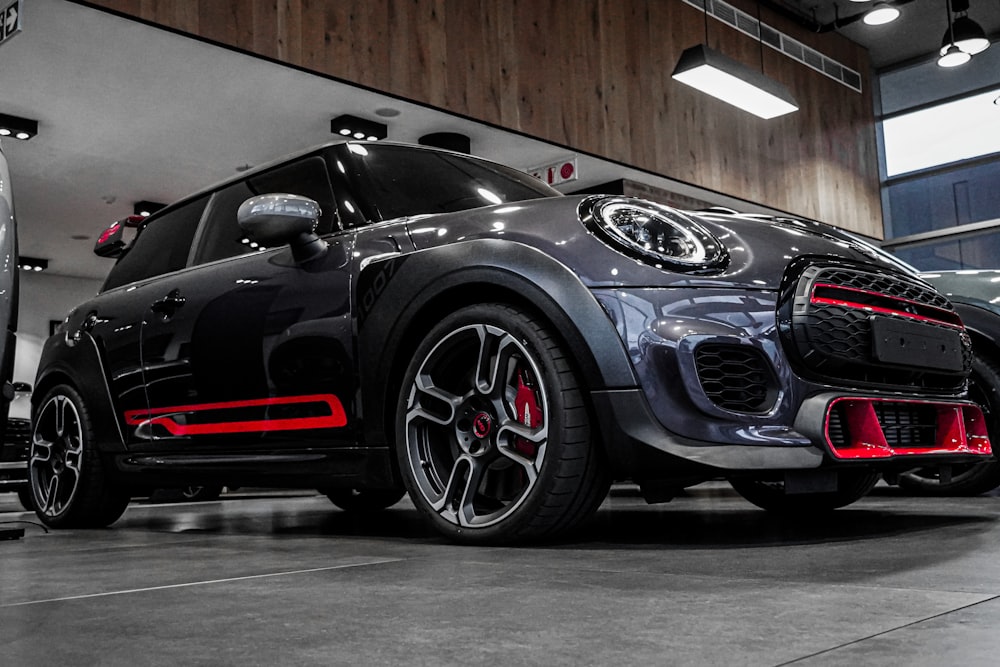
xmin=357 ymin=239 xmax=636 ymax=451
xmin=32 ymin=335 xmax=126 ymax=452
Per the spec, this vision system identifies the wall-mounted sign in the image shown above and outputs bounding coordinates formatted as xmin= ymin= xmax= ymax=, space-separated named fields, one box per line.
xmin=0 ymin=0 xmax=22 ymax=49
xmin=527 ymin=157 xmax=578 ymax=186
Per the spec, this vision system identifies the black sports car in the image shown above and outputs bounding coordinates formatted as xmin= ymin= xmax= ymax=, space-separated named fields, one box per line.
xmin=29 ymin=141 xmax=992 ymax=543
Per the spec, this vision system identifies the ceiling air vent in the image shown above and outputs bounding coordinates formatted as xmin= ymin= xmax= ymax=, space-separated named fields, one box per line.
xmin=683 ymin=0 xmax=862 ymax=93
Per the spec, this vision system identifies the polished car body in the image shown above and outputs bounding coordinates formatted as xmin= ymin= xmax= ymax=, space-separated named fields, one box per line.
xmin=29 ymin=141 xmax=992 ymax=542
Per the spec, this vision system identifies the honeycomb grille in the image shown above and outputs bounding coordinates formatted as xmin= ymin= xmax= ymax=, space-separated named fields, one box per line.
xmin=694 ymin=344 xmax=775 ymax=414
xmin=786 ymin=264 xmax=970 ymax=392
xmin=815 ymin=268 xmax=952 ymax=311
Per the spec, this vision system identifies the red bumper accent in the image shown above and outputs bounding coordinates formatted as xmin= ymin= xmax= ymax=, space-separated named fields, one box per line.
xmin=825 ymin=397 xmax=992 ymax=460
xmin=124 ymin=394 xmax=347 ymax=436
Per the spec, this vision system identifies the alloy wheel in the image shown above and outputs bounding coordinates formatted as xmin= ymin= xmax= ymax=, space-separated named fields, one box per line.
xmin=30 ymin=394 xmax=85 ymax=518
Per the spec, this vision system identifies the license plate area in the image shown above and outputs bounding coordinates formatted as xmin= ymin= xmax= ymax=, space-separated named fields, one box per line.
xmin=871 ymin=315 xmax=963 ymax=372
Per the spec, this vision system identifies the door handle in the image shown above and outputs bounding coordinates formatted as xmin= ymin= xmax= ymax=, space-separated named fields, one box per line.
xmin=150 ymin=290 xmax=186 ymax=317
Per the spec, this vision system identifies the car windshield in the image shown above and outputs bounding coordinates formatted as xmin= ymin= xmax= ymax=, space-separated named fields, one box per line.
xmin=348 ymin=143 xmax=559 ymax=221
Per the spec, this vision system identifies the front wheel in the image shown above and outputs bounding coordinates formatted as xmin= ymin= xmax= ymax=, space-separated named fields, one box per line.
xmin=396 ymin=304 xmax=609 ymax=544
xmin=29 ymin=384 xmax=129 ymax=528
xmin=730 ymin=470 xmax=879 ymax=514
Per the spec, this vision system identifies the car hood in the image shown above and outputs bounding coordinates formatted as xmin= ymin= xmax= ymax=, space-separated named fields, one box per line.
xmin=404 ymin=195 xmax=922 ymax=291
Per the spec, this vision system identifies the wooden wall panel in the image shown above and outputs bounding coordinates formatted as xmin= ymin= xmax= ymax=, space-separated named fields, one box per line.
xmin=83 ymin=0 xmax=883 ymax=237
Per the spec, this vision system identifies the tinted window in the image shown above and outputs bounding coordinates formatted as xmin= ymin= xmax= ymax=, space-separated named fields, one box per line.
xmin=192 ymin=182 xmax=256 ymax=265
xmin=102 ymin=196 xmax=209 ymax=291
xmin=352 ymin=144 xmax=557 ymax=221
xmin=192 ymin=156 xmax=339 ymax=265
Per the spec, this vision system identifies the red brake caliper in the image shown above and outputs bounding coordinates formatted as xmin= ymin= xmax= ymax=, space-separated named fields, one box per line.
xmin=513 ymin=369 xmax=542 ymax=458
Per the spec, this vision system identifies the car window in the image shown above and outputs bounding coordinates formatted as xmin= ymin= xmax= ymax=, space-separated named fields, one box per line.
xmin=351 ymin=144 xmax=557 ymax=221
xmin=192 ymin=156 xmax=340 ymax=266
xmin=102 ymin=195 xmax=209 ymax=291
xmin=191 ymin=181 xmax=257 ymax=265
xmin=248 ymin=156 xmax=338 ymax=234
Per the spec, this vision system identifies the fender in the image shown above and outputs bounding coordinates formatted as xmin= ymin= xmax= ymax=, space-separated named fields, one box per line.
xmin=32 ymin=332 xmax=126 ymax=452
xmin=954 ymin=301 xmax=1000 ymax=361
xmin=357 ymin=239 xmax=638 ymax=447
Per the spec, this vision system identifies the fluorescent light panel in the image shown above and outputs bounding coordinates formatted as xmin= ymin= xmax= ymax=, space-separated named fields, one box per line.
xmin=672 ymin=45 xmax=798 ymax=120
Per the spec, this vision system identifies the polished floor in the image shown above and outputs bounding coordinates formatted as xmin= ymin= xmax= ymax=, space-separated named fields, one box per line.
xmin=3 ymin=483 xmax=1000 ymax=665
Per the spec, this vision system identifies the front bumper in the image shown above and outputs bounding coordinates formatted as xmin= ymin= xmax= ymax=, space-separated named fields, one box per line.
xmin=591 ymin=287 xmax=992 ymax=479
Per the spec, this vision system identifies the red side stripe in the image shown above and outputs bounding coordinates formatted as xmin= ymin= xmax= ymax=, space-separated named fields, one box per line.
xmin=124 ymin=394 xmax=347 ymax=435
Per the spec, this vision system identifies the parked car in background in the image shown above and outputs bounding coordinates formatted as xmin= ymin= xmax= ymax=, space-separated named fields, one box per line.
xmin=887 ymin=270 xmax=1000 ymax=495
xmin=0 ymin=382 xmax=30 ymax=510
xmin=27 ymin=141 xmax=992 ymax=543
xmin=0 ymin=140 xmax=21 ymax=511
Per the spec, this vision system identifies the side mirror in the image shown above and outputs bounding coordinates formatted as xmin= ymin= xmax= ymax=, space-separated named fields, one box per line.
xmin=94 ymin=215 xmax=144 ymax=258
xmin=237 ymin=194 xmax=327 ymax=263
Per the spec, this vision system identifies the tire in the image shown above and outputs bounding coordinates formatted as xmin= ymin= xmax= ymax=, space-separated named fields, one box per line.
xmin=28 ymin=384 xmax=130 ymax=528
xmin=897 ymin=355 xmax=1000 ymax=496
xmin=323 ymin=487 xmax=406 ymax=512
xmin=730 ymin=470 xmax=879 ymax=514
xmin=151 ymin=485 xmax=224 ymax=502
xmin=396 ymin=303 xmax=609 ymax=544
xmin=16 ymin=485 xmax=33 ymax=511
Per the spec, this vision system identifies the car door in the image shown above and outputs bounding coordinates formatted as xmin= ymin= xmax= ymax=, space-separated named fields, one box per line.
xmin=90 ymin=195 xmax=209 ymax=445
xmin=133 ymin=157 xmax=360 ymax=452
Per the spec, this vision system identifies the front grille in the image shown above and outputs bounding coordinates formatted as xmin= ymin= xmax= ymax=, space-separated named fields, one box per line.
xmin=828 ymin=402 xmax=937 ymax=450
xmin=694 ymin=344 xmax=776 ymax=414
xmin=784 ymin=263 xmax=970 ymax=391
xmin=1 ymin=418 xmax=30 ymax=462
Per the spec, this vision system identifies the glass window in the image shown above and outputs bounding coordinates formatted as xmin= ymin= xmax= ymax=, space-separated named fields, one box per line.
xmin=248 ymin=156 xmax=338 ymax=234
xmin=882 ymin=88 xmax=1000 ymax=177
xmin=350 ymin=144 xmax=558 ymax=221
xmin=891 ymin=230 xmax=1000 ymax=271
xmin=102 ymin=196 xmax=209 ymax=291
xmin=191 ymin=182 xmax=257 ymax=265
xmin=192 ymin=156 xmax=339 ymax=265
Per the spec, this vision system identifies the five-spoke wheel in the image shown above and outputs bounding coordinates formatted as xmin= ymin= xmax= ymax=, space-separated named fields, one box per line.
xmin=29 ymin=385 xmax=129 ymax=528
xmin=397 ymin=304 xmax=608 ymax=544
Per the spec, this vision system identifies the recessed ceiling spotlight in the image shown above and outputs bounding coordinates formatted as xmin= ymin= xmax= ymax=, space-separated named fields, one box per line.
xmin=330 ymin=114 xmax=388 ymax=141
xmin=375 ymin=107 xmax=401 ymax=118
xmin=0 ymin=113 xmax=38 ymax=141
xmin=19 ymin=256 xmax=49 ymax=272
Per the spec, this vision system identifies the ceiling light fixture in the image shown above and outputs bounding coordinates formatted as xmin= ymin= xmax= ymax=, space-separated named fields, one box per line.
xmin=938 ymin=0 xmax=974 ymax=67
xmin=419 ymin=132 xmax=472 ymax=154
xmin=863 ymin=2 xmax=901 ymax=25
xmin=330 ymin=114 xmax=388 ymax=141
xmin=19 ymin=256 xmax=49 ymax=272
xmin=0 ymin=113 xmax=38 ymax=141
xmin=672 ymin=44 xmax=798 ymax=119
xmin=939 ymin=0 xmax=991 ymax=56
xmin=133 ymin=200 xmax=166 ymax=217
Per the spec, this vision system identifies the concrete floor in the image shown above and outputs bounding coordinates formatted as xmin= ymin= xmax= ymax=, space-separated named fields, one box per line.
xmin=2 ymin=483 xmax=1000 ymax=666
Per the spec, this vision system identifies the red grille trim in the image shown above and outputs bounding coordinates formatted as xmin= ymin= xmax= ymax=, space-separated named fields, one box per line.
xmin=811 ymin=283 xmax=964 ymax=329
xmin=825 ymin=397 xmax=991 ymax=459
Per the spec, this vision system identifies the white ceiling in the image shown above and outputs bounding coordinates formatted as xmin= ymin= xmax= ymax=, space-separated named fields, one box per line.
xmin=2 ymin=0 xmax=998 ymax=281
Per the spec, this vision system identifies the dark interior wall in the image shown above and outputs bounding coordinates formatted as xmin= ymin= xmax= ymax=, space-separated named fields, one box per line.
xmin=82 ymin=0 xmax=882 ymax=237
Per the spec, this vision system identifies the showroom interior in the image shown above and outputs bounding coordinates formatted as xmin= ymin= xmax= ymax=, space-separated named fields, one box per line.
xmin=3 ymin=0 xmax=1000 ymax=663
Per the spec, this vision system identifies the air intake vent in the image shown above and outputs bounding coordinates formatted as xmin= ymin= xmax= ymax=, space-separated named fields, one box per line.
xmin=694 ymin=343 xmax=777 ymax=414
xmin=682 ymin=0 xmax=862 ymax=93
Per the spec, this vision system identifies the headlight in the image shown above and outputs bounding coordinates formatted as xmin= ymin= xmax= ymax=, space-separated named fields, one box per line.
xmin=580 ymin=196 xmax=728 ymax=272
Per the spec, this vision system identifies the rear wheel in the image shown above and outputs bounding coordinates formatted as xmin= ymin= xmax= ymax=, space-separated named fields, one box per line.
xmin=29 ymin=384 xmax=129 ymax=528
xmin=730 ymin=470 xmax=879 ymax=514
xmin=16 ymin=485 xmax=33 ymax=511
xmin=396 ymin=304 xmax=609 ymax=544
xmin=897 ymin=355 xmax=1000 ymax=496
xmin=323 ymin=487 xmax=406 ymax=512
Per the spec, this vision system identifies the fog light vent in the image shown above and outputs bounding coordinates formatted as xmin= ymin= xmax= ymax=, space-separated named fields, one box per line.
xmin=694 ymin=344 xmax=776 ymax=414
